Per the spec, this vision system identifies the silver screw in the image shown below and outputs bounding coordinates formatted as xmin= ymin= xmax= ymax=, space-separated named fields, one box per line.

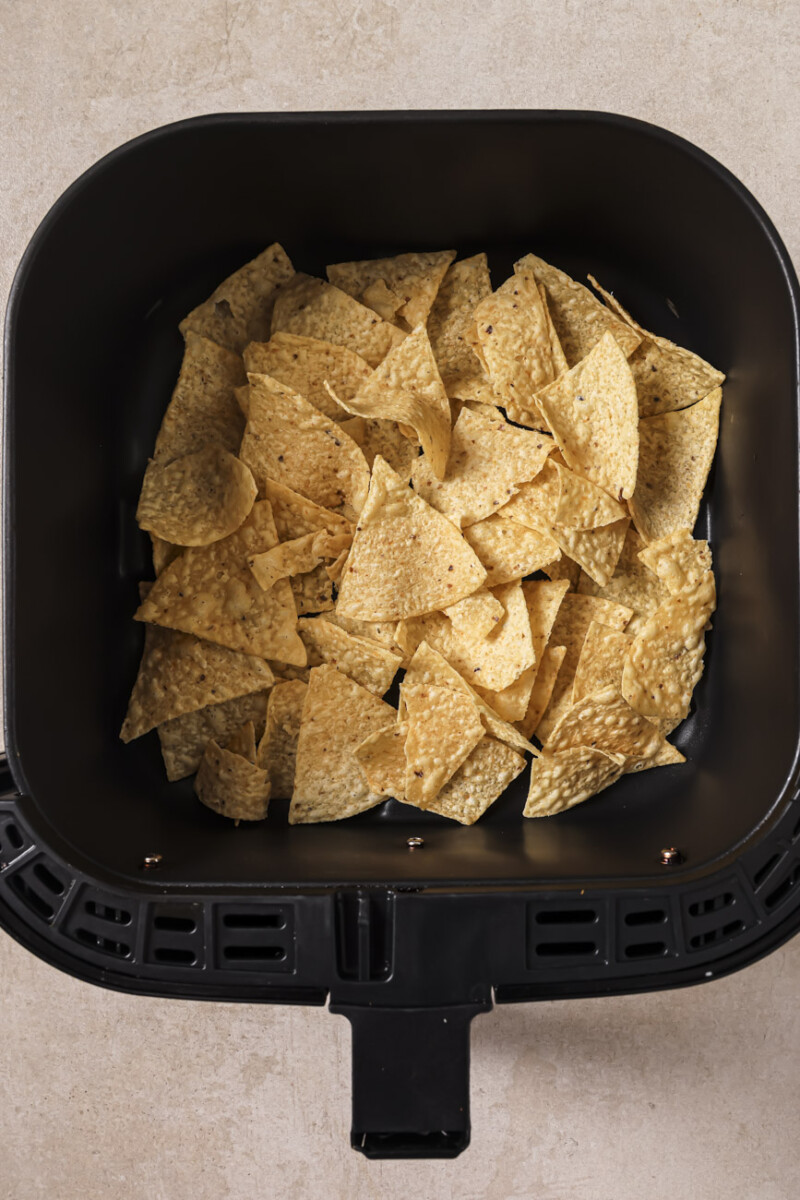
xmin=142 ymin=853 xmax=163 ymax=870
xmin=659 ymin=847 xmax=683 ymax=866
xmin=407 ymin=837 xmax=424 ymax=850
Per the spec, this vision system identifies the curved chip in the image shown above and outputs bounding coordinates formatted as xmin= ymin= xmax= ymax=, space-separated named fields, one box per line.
xmin=638 ymin=528 xmax=712 ymax=596
xmin=524 ymin=746 xmax=626 ymax=818
xmin=244 ymin=332 xmax=372 ymax=420
xmin=137 ymin=445 xmax=257 ymax=547
xmin=195 ymin=739 xmax=271 ymax=822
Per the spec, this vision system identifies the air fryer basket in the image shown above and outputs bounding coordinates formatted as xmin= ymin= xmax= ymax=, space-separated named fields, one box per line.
xmin=3 ymin=112 xmax=799 ymax=1158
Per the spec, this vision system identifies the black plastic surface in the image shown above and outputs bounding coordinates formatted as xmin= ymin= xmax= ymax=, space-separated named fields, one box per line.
xmin=3 ymin=112 xmax=800 ymax=1158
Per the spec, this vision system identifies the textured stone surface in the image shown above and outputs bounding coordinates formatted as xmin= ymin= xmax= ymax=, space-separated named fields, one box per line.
xmin=2 ymin=1 xmax=800 ymax=1196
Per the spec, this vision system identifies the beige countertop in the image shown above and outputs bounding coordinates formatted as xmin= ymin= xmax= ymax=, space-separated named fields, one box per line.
xmin=2 ymin=2 xmax=799 ymax=1197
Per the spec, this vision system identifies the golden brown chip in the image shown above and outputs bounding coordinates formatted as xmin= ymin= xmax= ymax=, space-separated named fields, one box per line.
xmin=340 ymin=415 xmax=420 ymax=477
xmin=427 ymin=254 xmax=493 ymax=392
xmin=327 ymin=250 xmax=456 ymax=331
xmin=256 ymin=679 xmax=307 ymax=798
xmin=249 ymin=529 xmax=349 ymax=594
xmin=497 ymin=460 xmax=561 ymax=530
xmin=577 ymin=526 xmax=668 ymax=637
xmin=572 ymin=622 xmax=633 ymax=703
xmin=179 ymin=243 xmax=294 ymax=353
xmin=243 ymin=332 xmax=373 ymax=421
xmin=137 ymin=446 xmax=257 ymax=547
xmin=463 ymin=515 xmax=560 ymax=585
xmin=271 ymin=273 xmax=405 ymax=367
xmin=629 ymin=390 xmax=721 ymax=543
xmin=154 ymin=334 xmax=246 ymax=462
xmin=290 ymin=564 xmax=335 ymax=615
xmin=239 ymin=373 xmax=370 ymax=518
xmin=515 ymin=255 xmax=641 ymax=366
xmin=288 ymin=665 xmax=396 ymax=823
xmin=536 ymin=332 xmax=639 ymax=501
xmin=264 ymin=478 xmax=353 ymax=542
xmin=325 ymin=324 xmax=451 ymax=478
xmin=408 ymin=737 xmax=526 ymax=824
xmin=541 ymin=556 xmax=581 ymax=590
xmin=550 ymin=516 xmax=630 ymax=588
xmin=517 ymin=644 xmax=566 ymax=738
xmin=638 ymin=528 xmax=712 ymax=595
xmin=524 ymin=746 xmax=626 ymax=817
xmin=195 ymin=739 xmax=271 ymax=821
xmin=521 ymin=578 xmax=570 ymax=664
xmin=410 ymin=405 xmax=553 ymax=527
xmin=134 ymin=501 xmax=306 ymax=665
xmin=120 ymin=618 xmax=275 ymax=743
xmin=267 ymin=661 xmax=311 ymax=683
xmin=151 ymin=534 xmax=180 ymax=576
xmin=588 ymin=275 xmax=725 ymax=417
xmin=552 ymin=461 xmax=627 ymax=530
xmin=403 ymin=682 xmax=484 ymax=806
xmin=539 ymin=283 xmax=569 ymax=377
xmin=473 ymin=266 xmax=555 ymax=416
xmin=325 ymin=610 xmax=403 ymax=652
xmin=443 ymin=589 xmax=505 ymax=638
xmin=355 ymin=722 xmax=408 ymax=798
xmin=225 ymin=720 xmax=257 ymax=763
xmin=298 ymin=617 xmax=401 ymax=696
xmin=475 ymin=666 xmax=536 ymax=723
xmin=336 ymin=456 xmax=486 ymax=621
xmin=547 ymin=686 xmax=664 ymax=759
xmin=158 ymin=690 xmax=270 ymax=782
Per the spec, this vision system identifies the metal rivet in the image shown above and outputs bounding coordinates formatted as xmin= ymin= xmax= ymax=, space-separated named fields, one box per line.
xmin=142 ymin=853 xmax=163 ymax=870
xmin=407 ymin=837 xmax=424 ymax=850
xmin=659 ymin=847 xmax=683 ymax=866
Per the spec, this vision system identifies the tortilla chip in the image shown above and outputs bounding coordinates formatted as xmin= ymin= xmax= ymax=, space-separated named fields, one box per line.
xmin=325 ymin=324 xmax=451 ymax=478
xmin=271 ymin=273 xmax=405 ymax=367
xmin=535 ymin=593 xmax=633 ymax=740
xmin=572 ymin=621 xmax=633 ymax=703
xmin=515 ymin=255 xmax=641 ymax=366
xmin=225 ymin=719 xmax=257 ymax=763
xmin=629 ymin=390 xmax=721 ymax=542
xmin=497 ymin=460 xmax=561 ymax=529
xmin=180 ymin=243 xmax=294 ymax=353
xmin=267 ymin=661 xmax=311 ymax=684
xmin=249 ymin=529 xmax=349 ymax=593
xmin=539 ymin=283 xmax=569 ymax=377
xmin=473 ymin=266 xmax=555 ymax=416
xmin=158 ymin=690 xmax=270 ymax=782
xmin=361 ymin=278 xmax=405 ymax=322
xmin=463 ymin=515 xmax=560 ymax=584
xmin=336 ymin=456 xmax=486 ymax=620
xmin=325 ymin=610 xmax=402 ymax=651
xmin=541 ymin=556 xmax=581 ymax=590
xmin=443 ymin=589 xmax=505 ymax=638
xmin=588 ymin=275 xmax=725 ymax=416
xmin=547 ymin=685 xmax=664 ymax=759
xmin=402 ymin=682 xmax=484 ymax=806
xmin=134 ymin=501 xmax=306 ymax=665
xmin=154 ymin=333 xmax=246 ymax=462
xmin=137 ymin=445 xmax=257 ymax=547
xmin=475 ymin=666 xmax=536 ymax=723
xmin=410 ymin=405 xmax=553 ymax=527
xmin=524 ymin=746 xmax=626 ymax=817
xmin=427 ymin=253 xmax=493 ymax=391
xmin=120 ymin=616 xmax=274 ymax=742
xmin=621 ymin=573 xmax=716 ymax=720
xmin=355 ymin=722 xmax=408 ymax=798
xmin=243 ymin=332 xmax=373 ymax=421
xmin=327 ymin=250 xmax=456 ymax=331
xmin=288 ymin=665 xmax=396 ymax=823
xmin=256 ymin=679 xmax=307 ymax=798
xmin=517 ymin=644 xmax=566 ymax=738
xmin=195 ymin=739 xmax=271 ymax=821
xmin=298 ymin=616 xmax=401 ymax=696
xmin=522 ymin=578 xmax=570 ymax=664
xmin=638 ymin=528 xmax=713 ymax=596
xmin=552 ymin=461 xmax=627 ymax=529
xmin=151 ymin=534 xmax=180 ymax=576
xmin=263 ymin=478 xmax=353 ymax=542
xmin=550 ymin=517 xmax=630 ymax=588
xmin=340 ymin=414 xmax=420 ymax=477
xmin=577 ymin=527 xmax=668 ymax=636
xmin=411 ymin=737 xmax=526 ymax=824
xmin=290 ymin=564 xmax=335 ymax=615
xmin=536 ymin=332 xmax=639 ymax=501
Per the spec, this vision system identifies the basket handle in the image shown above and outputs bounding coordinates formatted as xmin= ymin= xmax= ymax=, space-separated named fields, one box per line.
xmin=331 ymin=1002 xmax=488 ymax=1159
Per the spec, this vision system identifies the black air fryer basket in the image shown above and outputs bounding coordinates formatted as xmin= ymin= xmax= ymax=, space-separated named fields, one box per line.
xmin=3 ymin=112 xmax=800 ymax=1159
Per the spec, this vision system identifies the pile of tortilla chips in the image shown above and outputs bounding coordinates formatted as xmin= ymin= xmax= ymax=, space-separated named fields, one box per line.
xmin=122 ymin=244 xmax=723 ymax=824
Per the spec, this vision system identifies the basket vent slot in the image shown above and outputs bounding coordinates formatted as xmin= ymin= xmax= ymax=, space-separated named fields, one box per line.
xmin=753 ymin=853 xmax=781 ymax=888
xmin=214 ymin=903 xmax=294 ymax=972
xmin=536 ymin=909 xmax=596 ymax=925
xmin=616 ymin=898 xmax=675 ymax=962
xmin=0 ymin=818 xmax=28 ymax=864
xmin=682 ymin=877 xmax=755 ymax=953
xmin=624 ymin=941 xmax=668 ymax=959
xmin=6 ymin=856 xmax=71 ymax=923
xmin=74 ymin=928 xmax=131 ymax=957
xmin=535 ymin=941 xmax=596 ymax=958
xmin=145 ymin=903 xmax=204 ymax=969
xmin=10 ymin=872 xmax=55 ymax=921
xmin=527 ymin=900 xmax=609 ymax=968
xmin=85 ymin=899 xmax=130 ymax=924
xmin=624 ymin=909 xmax=666 ymax=927
xmin=63 ymin=888 xmax=139 ymax=959
xmin=764 ymin=861 xmax=800 ymax=912
xmin=688 ymin=893 xmax=733 ymax=917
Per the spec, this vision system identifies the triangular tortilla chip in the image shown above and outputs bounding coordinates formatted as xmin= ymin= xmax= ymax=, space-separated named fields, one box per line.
xmin=515 ymin=254 xmax=641 ymax=366
xmin=134 ymin=501 xmax=306 ymax=665
xmin=336 ymin=456 xmax=486 ymax=620
xmin=588 ymin=275 xmax=725 ymax=417
xmin=522 ymin=578 xmax=570 ymax=664
xmin=327 ymin=250 xmax=456 ymax=331
xmin=443 ymin=589 xmax=505 ymax=638
xmin=151 ymin=534 xmax=180 ymax=576
xmin=550 ymin=517 xmax=630 ymax=588
xmin=473 ymin=266 xmax=555 ymax=416
xmin=427 ymin=254 xmax=493 ymax=392
xmin=541 ymin=556 xmax=580 ymax=589
xmin=339 ymin=415 xmax=420 ymax=477
xmin=240 ymin=373 xmax=370 ymax=518
xmin=271 ymin=273 xmax=405 ymax=367
xmin=497 ymin=460 xmax=561 ymax=529
xmin=463 ymin=515 xmax=560 ymax=585
xmin=410 ymin=405 xmax=554 ymax=527
xmin=120 ymin=620 xmax=274 ymax=742
xmin=629 ymin=389 xmax=721 ymax=543
xmin=552 ymin=461 xmax=627 ymax=529
xmin=325 ymin=324 xmax=451 ymax=478
xmin=263 ymin=479 xmax=353 ymax=542
xmin=195 ymin=739 xmax=271 ymax=821
xmin=225 ymin=720 xmax=257 ymax=763
xmin=154 ymin=333 xmax=246 ymax=462
xmin=180 ymin=243 xmax=294 ymax=353
xmin=524 ymin=746 xmax=626 ymax=817
xmin=536 ymin=332 xmax=639 ymax=501
xmin=517 ymin=644 xmax=566 ymax=738
xmin=249 ymin=530 xmax=350 ymax=593
xmin=547 ymin=685 xmax=664 ymax=758
xmin=475 ymin=666 xmax=537 ymax=723
xmin=244 ymin=332 xmax=372 ymax=420
xmin=290 ymin=564 xmax=335 ymax=615
xmin=577 ymin=526 xmax=668 ymax=636
xmin=289 ymin=665 xmax=396 ymax=823
xmin=355 ymin=722 xmax=408 ymax=798
xmin=539 ymin=283 xmax=569 ymax=377
xmin=298 ymin=616 xmax=401 ymax=696
xmin=158 ymin=690 xmax=270 ymax=782
xmin=572 ymin=622 xmax=633 ymax=703
xmin=410 ymin=737 xmax=526 ymax=824
xmin=402 ymin=682 xmax=484 ymax=806
xmin=137 ymin=445 xmax=257 ymax=547
xmin=638 ymin=528 xmax=712 ymax=596
xmin=256 ymin=679 xmax=307 ymax=798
